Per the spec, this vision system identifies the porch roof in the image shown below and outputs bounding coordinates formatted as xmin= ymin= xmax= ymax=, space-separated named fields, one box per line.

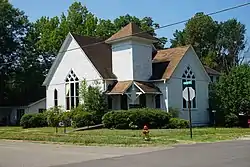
xmin=106 ymin=80 xmax=162 ymax=95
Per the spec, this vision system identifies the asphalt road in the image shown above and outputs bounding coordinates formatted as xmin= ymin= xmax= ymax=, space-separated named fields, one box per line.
xmin=0 ymin=140 xmax=250 ymax=167
xmin=53 ymin=140 xmax=250 ymax=167
xmin=0 ymin=140 xmax=165 ymax=167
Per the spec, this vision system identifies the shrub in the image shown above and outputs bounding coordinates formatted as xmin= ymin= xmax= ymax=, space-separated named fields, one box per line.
xmin=20 ymin=113 xmax=47 ymax=128
xmin=167 ymin=118 xmax=189 ymax=129
xmin=28 ymin=113 xmax=47 ymax=128
xmin=45 ymin=106 xmax=63 ymax=127
xmin=211 ymin=65 xmax=250 ymax=125
xmin=71 ymin=104 xmax=85 ymax=114
xmin=225 ymin=113 xmax=239 ymax=127
xmin=79 ymin=80 xmax=108 ymax=124
xmin=20 ymin=114 xmax=33 ymax=128
xmin=168 ymin=107 xmax=180 ymax=118
xmin=72 ymin=112 xmax=95 ymax=128
xmin=60 ymin=111 xmax=73 ymax=127
xmin=102 ymin=108 xmax=171 ymax=129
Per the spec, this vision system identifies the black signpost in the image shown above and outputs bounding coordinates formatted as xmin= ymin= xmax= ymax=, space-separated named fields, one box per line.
xmin=183 ymin=81 xmax=195 ymax=139
xmin=187 ymin=87 xmax=193 ymax=139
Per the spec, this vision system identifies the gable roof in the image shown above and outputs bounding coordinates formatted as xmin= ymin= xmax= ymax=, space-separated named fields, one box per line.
xmin=105 ymin=22 xmax=158 ymax=43
xmin=204 ymin=66 xmax=220 ymax=76
xmin=27 ymin=98 xmax=46 ymax=108
xmin=43 ymin=23 xmax=216 ymax=86
xmin=43 ymin=33 xmax=116 ymax=86
xmin=71 ymin=34 xmax=116 ymax=79
xmin=150 ymin=45 xmax=190 ymax=80
xmin=106 ymin=80 xmax=161 ymax=95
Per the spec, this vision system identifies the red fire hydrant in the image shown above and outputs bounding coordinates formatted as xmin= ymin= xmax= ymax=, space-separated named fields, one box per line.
xmin=142 ymin=125 xmax=150 ymax=141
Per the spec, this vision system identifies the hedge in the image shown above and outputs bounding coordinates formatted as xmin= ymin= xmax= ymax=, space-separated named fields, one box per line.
xmin=20 ymin=113 xmax=47 ymax=128
xmin=102 ymin=108 xmax=171 ymax=129
xmin=167 ymin=118 xmax=189 ymax=129
xmin=225 ymin=113 xmax=239 ymax=127
xmin=72 ymin=111 xmax=95 ymax=128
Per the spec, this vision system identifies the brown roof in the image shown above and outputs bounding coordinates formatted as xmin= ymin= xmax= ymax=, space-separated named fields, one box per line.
xmin=72 ymin=34 xmax=116 ymax=79
xmin=105 ymin=22 xmax=158 ymax=43
xmin=72 ymin=33 xmax=191 ymax=80
xmin=106 ymin=81 xmax=133 ymax=94
xmin=106 ymin=80 xmax=161 ymax=94
xmin=135 ymin=81 xmax=161 ymax=93
xmin=204 ymin=66 xmax=220 ymax=76
xmin=151 ymin=45 xmax=190 ymax=80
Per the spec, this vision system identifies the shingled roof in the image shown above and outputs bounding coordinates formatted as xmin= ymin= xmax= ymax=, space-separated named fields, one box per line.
xmin=105 ymin=22 xmax=158 ymax=43
xmin=43 ymin=23 xmax=216 ymax=87
xmin=72 ymin=34 xmax=116 ymax=79
xmin=106 ymin=80 xmax=161 ymax=95
xmin=150 ymin=45 xmax=190 ymax=80
xmin=204 ymin=66 xmax=220 ymax=76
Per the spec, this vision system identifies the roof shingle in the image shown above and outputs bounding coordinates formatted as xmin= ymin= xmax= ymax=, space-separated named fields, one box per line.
xmin=105 ymin=22 xmax=157 ymax=43
xmin=151 ymin=45 xmax=190 ymax=80
xmin=106 ymin=80 xmax=161 ymax=94
xmin=106 ymin=81 xmax=132 ymax=94
xmin=72 ymin=34 xmax=116 ymax=79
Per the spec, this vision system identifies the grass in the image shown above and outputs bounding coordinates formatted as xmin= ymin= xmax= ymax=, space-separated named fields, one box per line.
xmin=0 ymin=127 xmax=250 ymax=147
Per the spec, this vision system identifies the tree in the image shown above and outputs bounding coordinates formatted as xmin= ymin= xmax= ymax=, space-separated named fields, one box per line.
xmin=28 ymin=3 xmax=167 ymax=76
xmin=45 ymin=106 xmax=64 ymax=133
xmin=79 ymin=80 xmax=108 ymax=124
xmin=211 ymin=64 xmax=250 ymax=125
xmin=0 ymin=0 xmax=29 ymax=105
xmin=170 ymin=30 xmax=186 ymax=48
xmin=170 ymin=12 xmax=246 ymax=72
xmin=2 ymin=1 xmax=168 ymax=106
xmin=216 ymin=19 xmax=246 ymax=72
xmin=184 ymin=13 xmax=218 ymax=58
xmin=110 ymin=15 xmax=167 ymax=49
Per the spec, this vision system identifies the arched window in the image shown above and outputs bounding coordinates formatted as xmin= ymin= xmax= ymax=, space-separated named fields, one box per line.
xmin=54 ymin=89 xmax=58 ymax=107
xmin=182 ymin=66 xmax=196 ymax=109
xmin=65 ymin=69 xmax=79 ymax=110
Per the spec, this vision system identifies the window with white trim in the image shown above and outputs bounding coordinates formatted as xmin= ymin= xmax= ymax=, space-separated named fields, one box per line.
xmin=182 ymin=66 xmax=196 ymax=109
xmin=65 ymin=70 xmax=79 ymax=110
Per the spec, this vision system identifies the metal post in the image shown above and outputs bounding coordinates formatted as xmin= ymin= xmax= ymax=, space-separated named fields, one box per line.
xmin=187 ymin=87 xmax=193 ymax=139
xmin=64 ymin=126 xmax=66 ymax=134
xmin=214 ymin=111 xmax=216 ymax=130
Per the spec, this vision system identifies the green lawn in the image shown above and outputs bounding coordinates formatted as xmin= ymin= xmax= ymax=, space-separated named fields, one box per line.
xmin=0 ymin=127 xmax=249 ymax=147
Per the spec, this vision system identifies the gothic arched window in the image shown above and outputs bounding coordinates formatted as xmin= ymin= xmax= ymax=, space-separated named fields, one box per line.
xmin=65 ymin=69 xmax=79 ymax=110
xmin=182 ymin=66 xmax=196 ymax=109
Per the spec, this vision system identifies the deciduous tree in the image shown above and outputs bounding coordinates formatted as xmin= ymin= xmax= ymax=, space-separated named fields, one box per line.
xmin=210 ymin=64 xmax=250 ymax=125
xmin=0 ymin=0 xmax=29 ymax=105
xmin=170 ymin=12 xmax=246 ymax=72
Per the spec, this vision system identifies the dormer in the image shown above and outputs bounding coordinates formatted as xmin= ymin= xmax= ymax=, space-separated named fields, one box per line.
xmin=105 ymin=23 xmax=158 ymax=81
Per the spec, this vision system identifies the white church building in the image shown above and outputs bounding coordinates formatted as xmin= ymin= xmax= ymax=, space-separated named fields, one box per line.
xmin=43 ymin=23 xmax=219 ymax=125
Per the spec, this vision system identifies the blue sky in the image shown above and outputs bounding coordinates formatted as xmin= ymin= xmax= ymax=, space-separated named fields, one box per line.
xmin=10 ymin=0 xmax=250 ymax=45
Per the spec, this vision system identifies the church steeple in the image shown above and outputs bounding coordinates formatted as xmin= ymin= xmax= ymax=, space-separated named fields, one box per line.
xmin=106 ymin=23 xmax=158 ymax=81
xmin=105 ymin=22 xmax=157 ymax=44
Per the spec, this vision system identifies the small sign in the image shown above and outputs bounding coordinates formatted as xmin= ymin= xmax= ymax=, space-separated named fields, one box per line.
xmin=183 ymin=81 xmax=192 ymax=85
xmin=182 ymin=87 xmax=195 ymax=101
